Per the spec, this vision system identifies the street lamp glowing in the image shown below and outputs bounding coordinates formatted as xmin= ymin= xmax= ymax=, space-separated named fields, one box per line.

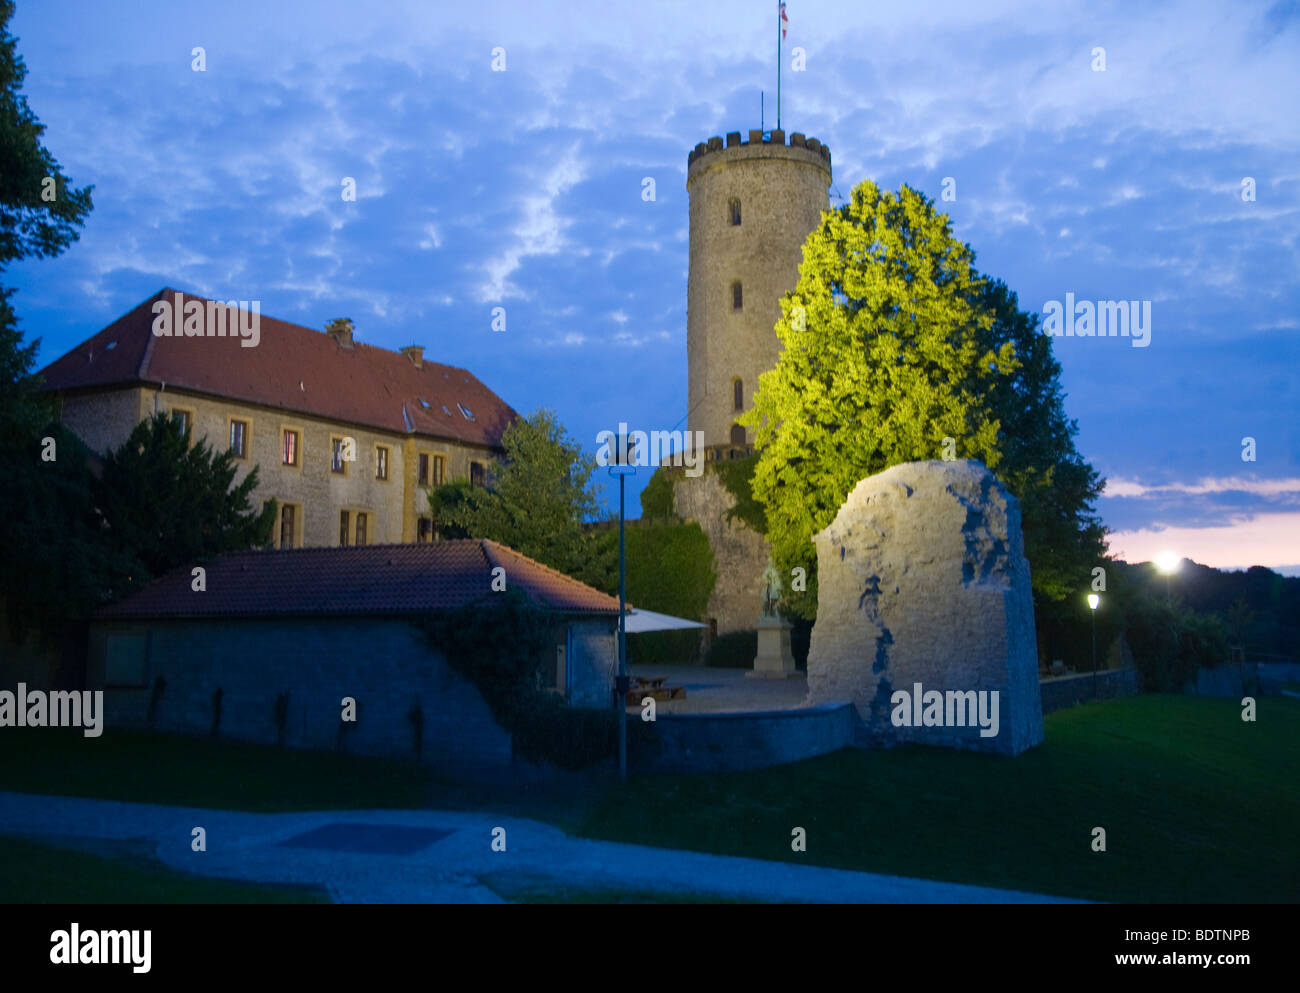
xmin=1155 ymin=551 xmax=1180 ymax=575
xmin=1087 ymin=593 xmax=1100 ymax=610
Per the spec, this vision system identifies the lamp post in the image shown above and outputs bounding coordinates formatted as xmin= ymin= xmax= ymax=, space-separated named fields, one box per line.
xmin=1087 ymin=593 xmax=1100 ymax=698
xmin=608 ymin=432 xmax=637 ymax=781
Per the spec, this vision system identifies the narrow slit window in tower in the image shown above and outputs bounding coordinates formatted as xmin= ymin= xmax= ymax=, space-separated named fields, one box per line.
xmin=733 ymin=379 xmax=744 ymax=411
xmin=732 ymin=281 xmax=743 ymax=310
xmin=729 ymin=199 xmax=741 ymax=225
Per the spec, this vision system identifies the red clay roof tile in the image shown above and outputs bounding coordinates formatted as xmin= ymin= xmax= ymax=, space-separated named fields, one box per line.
xmin=92 ymin=540 xmax=621 ymax=620
xmin=38 ymin=288 xmax=518 ymax=449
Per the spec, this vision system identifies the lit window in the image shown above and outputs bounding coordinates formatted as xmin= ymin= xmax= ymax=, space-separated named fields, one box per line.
xmin=229 ymin=419 xmax=248 ymax=458
xmin=282 ymin=429 xmax=299 ymax=466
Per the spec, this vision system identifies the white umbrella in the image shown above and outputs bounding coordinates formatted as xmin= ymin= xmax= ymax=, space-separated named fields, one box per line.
xmin=621 ymin=608 xmax=706 ymax=634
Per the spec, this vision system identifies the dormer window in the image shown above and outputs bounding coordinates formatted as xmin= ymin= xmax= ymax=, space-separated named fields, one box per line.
xmin=419 ymin=399 xmax=431 ymax=409
xmin=458 ymin=403 xmax=475 ymax=421
xmin=729 ymin=199 xmax=741 ymax=226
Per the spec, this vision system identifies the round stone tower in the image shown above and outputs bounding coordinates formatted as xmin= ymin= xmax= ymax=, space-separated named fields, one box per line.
xmin=686 ymin=128 xmax=832 ymax=455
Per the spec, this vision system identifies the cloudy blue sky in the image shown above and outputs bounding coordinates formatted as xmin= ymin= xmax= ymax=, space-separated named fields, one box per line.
xmin=8 ymin=0 xmax=1299 ymax=572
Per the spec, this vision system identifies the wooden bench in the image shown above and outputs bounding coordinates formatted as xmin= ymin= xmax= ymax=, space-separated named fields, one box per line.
xmin=625 ymin=684 xmax=686 ymax=705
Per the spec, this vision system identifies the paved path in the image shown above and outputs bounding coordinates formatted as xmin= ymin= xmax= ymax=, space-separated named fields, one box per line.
xmin=0 ymin=791 xmax=1082 ymax=904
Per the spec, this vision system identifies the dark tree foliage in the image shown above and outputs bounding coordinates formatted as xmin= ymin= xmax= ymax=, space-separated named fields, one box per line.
xmin=0 ymin=1 xmax=93 ymax=267
xmin=0 ymin=4 xmax=97 ymax=637
xmin=96 ymin=413 xmax=276 ymax=582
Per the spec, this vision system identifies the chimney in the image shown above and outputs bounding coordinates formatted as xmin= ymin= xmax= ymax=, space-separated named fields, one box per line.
xmin=325 ymin=318 xmax=355 ymax=349
xmin=400 ymin=345 xmax=424 ymax=369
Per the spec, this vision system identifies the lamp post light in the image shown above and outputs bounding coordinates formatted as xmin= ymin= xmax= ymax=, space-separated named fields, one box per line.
xmin=608 ymin=432 xmax=637 ymax=781
xmin=1155 ymin=550 xmax=1179 ymax=604
xmin=1087 ymin=593 xmax=1100 ymax=698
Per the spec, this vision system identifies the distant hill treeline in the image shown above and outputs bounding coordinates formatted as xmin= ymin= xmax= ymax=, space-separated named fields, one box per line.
xmin=1120 ymin=559 xmax=1299 ymax=663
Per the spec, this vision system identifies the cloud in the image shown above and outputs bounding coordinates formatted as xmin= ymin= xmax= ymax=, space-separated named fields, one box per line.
xmin=1104 ymin=476 xmax=1300 ymax=499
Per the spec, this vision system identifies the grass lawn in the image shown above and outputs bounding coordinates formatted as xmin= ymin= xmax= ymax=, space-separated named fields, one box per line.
xmin=0 ymin=728 xmax=604 ymax=832
xmin=577 ymin=694 xmax=1300 ymax=903
xmin=0 ymin=835 xmax=328 ymax=903
xmin=2 ymin=695 xmax=1294 ymax=902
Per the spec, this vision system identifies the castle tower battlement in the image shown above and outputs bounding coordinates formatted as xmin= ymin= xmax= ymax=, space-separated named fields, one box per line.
xmin=686 ymin=129 xmax=832 ymax=454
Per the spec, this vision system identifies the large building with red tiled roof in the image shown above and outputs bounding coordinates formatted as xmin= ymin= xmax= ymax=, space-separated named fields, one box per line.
xmin=88 ymin=542 xmax=621 ymax=768
xmin=38 ymin=288 xmax=519 ymax=548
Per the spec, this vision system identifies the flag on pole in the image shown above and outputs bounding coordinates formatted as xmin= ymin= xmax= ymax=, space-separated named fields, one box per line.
xmin=780 ymin=1 xmax=789 ymax=39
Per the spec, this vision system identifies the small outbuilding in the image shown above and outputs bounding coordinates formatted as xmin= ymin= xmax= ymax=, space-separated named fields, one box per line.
xmin=89 ymin=540 xmax=620 ymax=770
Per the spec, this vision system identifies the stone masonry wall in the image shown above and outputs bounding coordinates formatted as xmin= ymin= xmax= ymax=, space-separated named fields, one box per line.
xmin=672 ymin=469 xmax=771 ymax=638
xmin=59 ymin=385 xmax=493 ymax=548
xmin=687 ymin=131 xmax=831 ymax=451
xmin=88 ymin=616 xmax=513 ymax=769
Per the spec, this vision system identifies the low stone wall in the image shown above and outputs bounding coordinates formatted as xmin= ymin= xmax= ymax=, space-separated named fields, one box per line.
xmin=1257 ymin=662 xmax=1300 ymax=695
xmin=633 ymin=702 xmax=855 ymax=773
xmin=1039 ymin=668 xmax=1139 ymax=714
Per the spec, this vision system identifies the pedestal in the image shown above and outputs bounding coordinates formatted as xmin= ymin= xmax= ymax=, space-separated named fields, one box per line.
xmin=747 ymin=617 xmax=798 ymax=678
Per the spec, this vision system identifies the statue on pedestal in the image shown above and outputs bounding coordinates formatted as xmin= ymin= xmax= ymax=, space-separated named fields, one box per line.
xmin=750 ymin=557 xmax=797 ymax=678
xmin=761 ymin=560 xmax=783 ymax=621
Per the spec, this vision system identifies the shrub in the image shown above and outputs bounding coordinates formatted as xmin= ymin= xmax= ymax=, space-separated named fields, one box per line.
xmin=711 ymin=455 xmax=766 ymax=533
xmin=639 ymin=467 xmax=678 ymax=519
xmin=629 ymin=629 xmax=701 ymax=667
xmin=417 ymin=588 xmax=620 ymax=769
xmin=705 ymin=630 xmax=757 ymax=668
xmin=509 ymin=693 xmax=618 ymax=770
xmin=1125 ymin=594 xmax=1229 ymax=691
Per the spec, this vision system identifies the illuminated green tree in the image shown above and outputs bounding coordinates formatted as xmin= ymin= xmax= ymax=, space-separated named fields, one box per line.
xmin=741 ymin=180 xmax=1103 ymax=618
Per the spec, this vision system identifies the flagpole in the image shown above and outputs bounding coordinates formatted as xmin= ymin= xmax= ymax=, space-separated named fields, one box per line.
xmin=777 ymin=2 xmax=782 ymax=131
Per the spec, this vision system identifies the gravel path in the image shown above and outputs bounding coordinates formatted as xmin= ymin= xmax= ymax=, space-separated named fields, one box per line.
xmin=0 ymin=791 xmax=1082 ymax=904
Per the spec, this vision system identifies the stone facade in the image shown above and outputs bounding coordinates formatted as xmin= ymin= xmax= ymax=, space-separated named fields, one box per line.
xmin=57 ymin=385 xmax=494 ymax=548
xmin=805 ymin=460 xmax=1044 ymax=756
xmin=687 ymin=130 xmax=831 ymax=451
xmin=87 ymin=613 xmax=617 ymax=771
xmin=671 ymin=469 xmax=771 ymax=638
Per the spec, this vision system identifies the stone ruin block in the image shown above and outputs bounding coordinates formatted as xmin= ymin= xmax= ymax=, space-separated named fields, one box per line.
xmin=805 ymin=460 xmax=1044 ymax=755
